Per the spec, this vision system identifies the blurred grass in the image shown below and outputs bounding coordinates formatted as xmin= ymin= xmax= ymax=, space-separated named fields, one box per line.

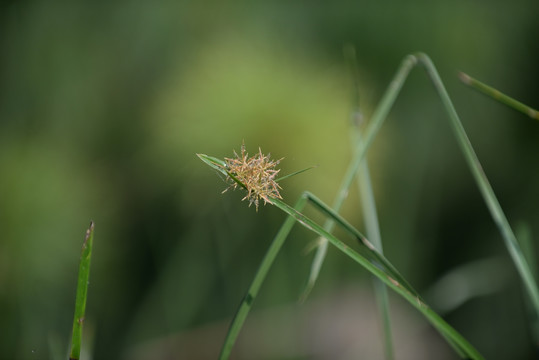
xmin=70 ymin=222 xmax=94 ymax=360
xmin=1 ymin=1 xmax=538 ymax=359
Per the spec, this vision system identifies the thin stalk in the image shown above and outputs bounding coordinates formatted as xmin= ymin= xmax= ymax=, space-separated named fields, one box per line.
xmin=200 ymin=154 xmax=482 ymax=358
xmin=458 ymin=72 xmax=539 ymax=121
xmin=515 ymin=223 xmax=539 ymax=346
xmin=354 ymin=129 xmax=394 ymax=360
xmin=345 ymin=44 xmax=394 ymax=360
xmin=218 ymin=196 xmax=308 ymax=360
xmin=305 ymin=52 xmax=539 ymax=322
xmin=301 ymin=192 xmax=417 ymax=296
xmin=416 ymin=53 xmax=539 ymax=319
xmin=275 ymin=165 xmax=318 ymax=182
xmin=218 ymin=190 xmax=482 ymax=359
xmin=304 ymin=54 xmax=418 ymax=296
xmin=69 ymin=222 xmax=94 ymax=360
xmin=424 ymin=257 xmax=510 ymax=315
xmin=272 ymin=195 xmax=482 ymax=359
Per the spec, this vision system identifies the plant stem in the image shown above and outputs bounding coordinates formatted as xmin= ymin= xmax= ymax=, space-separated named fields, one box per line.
xmin=416 ymin=53 xmax=539 ymax=320
xmin=306 ymin=52 xmax=539 ymax=324
xmin=200 ymin=153 xmax=483 ymax=359
xmin=516 ymin=223 xmax=539 ymax=346
xmin=218 ymin=196 xmax=308 ymax=360
xmin=273 ymin=195 xmax=482 ymax=359
xmin=69 ymin=222 xmax=94 ymax=360
xmin=354 ymin=129 xmax=394 ymax=360
xmin=345 ymin=44 xmax=394 ymax=360
xmin=304 ymin=54 xmax=418 ymax=297
xmin=458 ymin=72 xmax=539 ymax=121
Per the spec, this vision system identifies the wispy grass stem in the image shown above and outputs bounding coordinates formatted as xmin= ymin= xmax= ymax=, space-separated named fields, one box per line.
xmin=345 ymin=44 xmax=394 ymax=360
xmin=69 ymin=222 xmax=94 ymax=360
xmin=458 ymin=72 xmax=539 ymax=121
xmin=198 ymin=154 xmax=483 ymax=359
xmin=417 ymin=54 xmax=539 ymax=319
xmin=305 ymin=52 xmax=539 ymax=324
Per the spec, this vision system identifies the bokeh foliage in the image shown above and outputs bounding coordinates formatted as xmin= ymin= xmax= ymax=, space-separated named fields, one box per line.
xmin=1 ymin=1 xmax=538 ymax=359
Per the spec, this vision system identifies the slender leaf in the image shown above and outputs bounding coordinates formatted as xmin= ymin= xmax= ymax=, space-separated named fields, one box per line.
xmin=304 ymin=52 xmax=539 ymax=322
xmin=346 ymin=44 xmax=394 ymax=360
xmin=459 ymin=72 xmax=539 ymax=121
xmin=275 ymin=165 xmax=318 ymax=182
xmin=200 ymin=155 xmax=483 ymax=359
xmin=69 ymin=222 xmax=94 ymax=360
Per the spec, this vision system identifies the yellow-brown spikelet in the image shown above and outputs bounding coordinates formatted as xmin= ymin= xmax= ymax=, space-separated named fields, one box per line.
xmin=222 ymin=143 xmax=283 ymax=211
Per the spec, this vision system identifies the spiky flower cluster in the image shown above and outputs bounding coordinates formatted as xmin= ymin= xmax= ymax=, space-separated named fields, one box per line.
xmin=223 ymin=144 xmax=283 ymax=211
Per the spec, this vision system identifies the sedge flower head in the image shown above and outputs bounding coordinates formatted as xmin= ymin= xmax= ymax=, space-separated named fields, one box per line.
xmin=223 ymin=143 xmax=283 ymax=211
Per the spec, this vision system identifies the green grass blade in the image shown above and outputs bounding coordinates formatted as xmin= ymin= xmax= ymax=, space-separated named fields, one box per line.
xmin=200 ymin=154 xmax=483 ymax=359
xmin=425 ymin=257 xmax=510 ymax=315
xmin=416 ymin=53 xmax=539 ymax=319
xmin=515 ymin=223 xmax=539 ymax=344
xmin=69 ymin=222 xmax=94 ymax=360
xmin=197 ymin=153 xmax=227 ymax=173
xmin=517 ymin=223 xmax=537 ymax=283
xmin=271 ymin=196 xmax=483 ymax=359
xmin=305 ymin=52 xmax=539 ymax=323
xmin=459 ymin=72 xmax=539 ymax=121
xmin=301 ymin=192 xmax=418 ymax=297
xmin=275 ymin=165 xmax=318 ymax=182
xmin=345 ymin=44 xmax=394 ymax=360
xmin=304 ymin=54 xmax=419 ymax=297
xmin=198 ymin=152 xmax=418 ymax=302
xmin=218 ymin=195 xmax=308 ymax=360
xmin=354 ymin=130 xmax=394 ymax=360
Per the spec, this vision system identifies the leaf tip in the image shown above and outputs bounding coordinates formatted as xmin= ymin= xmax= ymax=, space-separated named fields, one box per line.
xmin=84 ymin=221 xmax=94 ymax=247
xmin=458 ymin=71 xmax=471 ymax=85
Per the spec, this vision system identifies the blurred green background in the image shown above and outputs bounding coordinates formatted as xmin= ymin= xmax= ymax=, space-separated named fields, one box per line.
xmin=1 ymin=1 xmax=538 ymax=359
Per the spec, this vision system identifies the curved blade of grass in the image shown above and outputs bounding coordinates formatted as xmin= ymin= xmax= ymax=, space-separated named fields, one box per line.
xmin=353 ymin=129 xmax=394 ymax=359
xmin=304 ymin=54 xmax=419 ymax=297
xmin=346 ymin=44 xmax=394 ymax=360
xmin=217 ymin=195 xmax=308 ymax=360
xmin=214 ymin=190 xmax=481 ymax=359
xmin=305 ymin=53 xmax=539 ymax=322
xmin=272 ymin=195 xmax=482 ymax=359
xmin=302 ymin=192 xmax=418 ymax=296
xmin=458 ymin=72 xmax=539 ymax=121
xmin=199 ymin=154 xmax=481 ymax=358
xmin=69 ymin=222 xmax=94 ymax=360
xmin=416 ymin=53 xmax=539 ymax=319
xmin=425 ymin=257 xmax=511 ymax=315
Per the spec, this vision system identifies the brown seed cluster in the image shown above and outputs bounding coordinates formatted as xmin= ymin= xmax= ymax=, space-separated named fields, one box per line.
xmin=223 ymin=144 xmax=283 ymax=211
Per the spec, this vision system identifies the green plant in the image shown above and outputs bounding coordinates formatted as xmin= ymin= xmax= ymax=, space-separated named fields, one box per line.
xmin=199 ymin=52 xmax=539 ymax=360
xmin=69 ymin=222 xmax=95 ymax=360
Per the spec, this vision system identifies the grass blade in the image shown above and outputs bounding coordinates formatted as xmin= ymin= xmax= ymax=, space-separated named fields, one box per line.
xmin=416 ymin=53 xmax=539 ymax=319
xmin=515 ymin=223 xmax=539 ymax=345
xmin=305 ymin=52 xmax=539 ymax=324
xmin=304 ymin=54 xmax=419 ymax=297
xmin=197 ymin=153 xmax=227 ymax=172
xmin=200 ymin=154 xmax=483 ymax=359
xmin=458 ymin=72 xmax=539 ymax=121
xmin=69 ymin=222 xmax=94 ymax=360
xmin=425 ymin=257 xmax=510 ymax=315
xmin=275 ymin=165 xmax=318 ymax=182
xmin=354 ymin=129 xmax=394 ymax=359
xmin=346 ymin=44 xmax=394 ymax=360
xmin=218 ymin=196 xmax=308 ymax=360
xmin=272 ymin=195 xmax=483 ymax=359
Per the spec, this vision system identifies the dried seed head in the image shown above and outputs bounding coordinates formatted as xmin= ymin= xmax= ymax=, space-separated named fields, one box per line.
xmin=223 ymin=143 xmax=283 ymax=211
